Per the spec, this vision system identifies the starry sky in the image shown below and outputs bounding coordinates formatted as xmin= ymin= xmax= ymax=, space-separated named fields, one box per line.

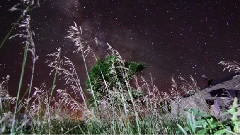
xmin=0 ymin=0 xmax=240 ymax=96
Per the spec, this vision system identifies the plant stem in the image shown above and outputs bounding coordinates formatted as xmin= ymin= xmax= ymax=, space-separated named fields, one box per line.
xmin=11 ymin=42 xmax=29 ymax=134
xmin=0 ymin=16 xmax=22 ymax=49
xmin=0 ymin=5 xmax=31 ymax=49
xmin=47 ymin=49 xmax=61 ymax=134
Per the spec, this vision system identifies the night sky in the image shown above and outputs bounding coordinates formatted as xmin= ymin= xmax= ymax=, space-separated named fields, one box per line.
xmin=0 ymin=0 xmax=240 ymax=96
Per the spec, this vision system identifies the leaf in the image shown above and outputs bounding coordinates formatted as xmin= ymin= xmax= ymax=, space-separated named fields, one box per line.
xmin=196 ymin=119 xmax=207 ymax=128
xmin=214 ymin=129 xmax=227 ymax=135
xmin=197 ymin=128 xmax=207 ymax=134
xmin=190 ymin=111 xmax=196 ymax=133
xmin=224 ymin=126 xmax=232 ymax=132
xmin=177 ymin=124 xmax=188 ymax=135
xmin=225 ymin=129 xmax=239 ymax=135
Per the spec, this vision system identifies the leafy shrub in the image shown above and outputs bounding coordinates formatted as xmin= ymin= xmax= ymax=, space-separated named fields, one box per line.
xmin=86 ymin=55 xmax=145 ymax=106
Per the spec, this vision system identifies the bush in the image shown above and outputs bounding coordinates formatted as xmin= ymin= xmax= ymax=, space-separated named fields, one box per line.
xmin=86 ymin=55 xmax=146 ymax=106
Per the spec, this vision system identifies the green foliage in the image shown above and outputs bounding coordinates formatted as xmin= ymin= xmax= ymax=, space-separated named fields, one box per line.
xmin=86 ymin=55 xmax=146 ymax=106
xmin=177 ymin=98 xmax=240 ymax=134
xmin=177 ymin=109 xmax=225 ymax=134
xmin=228 ymin=98 xmax=240 ymax=134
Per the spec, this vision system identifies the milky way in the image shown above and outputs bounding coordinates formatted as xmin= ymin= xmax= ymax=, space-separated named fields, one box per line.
xmin=0 ymin=0 xmax=240 ymax=96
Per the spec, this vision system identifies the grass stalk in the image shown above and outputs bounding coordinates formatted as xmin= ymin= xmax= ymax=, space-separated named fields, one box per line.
xmin=47 ymin=50 xmax=61 ymax=134
xmin=0 ymin=16 xmax=22 ymax=49
xmin=11 ymin=42 xmax=29 ymax=134
xmin=80 ymin=47 xmax=98 ymax=109
xmin=0 ymin=4 xmax=32 ymax=49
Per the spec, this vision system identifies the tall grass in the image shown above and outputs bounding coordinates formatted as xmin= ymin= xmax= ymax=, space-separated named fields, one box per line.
xmin=7 ymin=1 xmax=39 ymax=133
xmin=0 ymin=18 xmax=183 ymax=133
